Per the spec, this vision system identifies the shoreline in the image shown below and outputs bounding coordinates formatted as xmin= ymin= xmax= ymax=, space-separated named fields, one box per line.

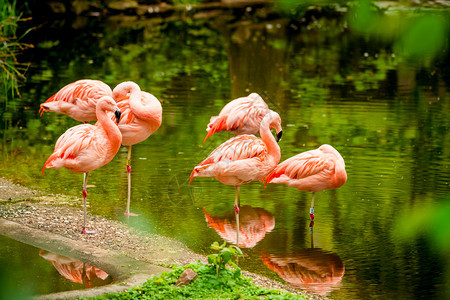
xmin=0 ymin=177 xmax=323 ymax=300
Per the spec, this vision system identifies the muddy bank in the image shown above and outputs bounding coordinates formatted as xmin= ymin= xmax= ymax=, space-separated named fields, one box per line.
xmin=0 ymin=178 xmax=322 ymax=300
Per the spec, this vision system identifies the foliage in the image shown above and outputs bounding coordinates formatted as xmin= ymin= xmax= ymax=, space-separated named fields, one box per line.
xmin=0 ymin=0 xmax=32 ymax=100
xmin=208 ymin=241 xmax=243 ymax=278
xmin=88 ymin=262 xmax=305 ymax=300
xmin=348 ymin=0 xmax=449 ymax=63
xmin=394 ymin=197 xmax=450 ymax=254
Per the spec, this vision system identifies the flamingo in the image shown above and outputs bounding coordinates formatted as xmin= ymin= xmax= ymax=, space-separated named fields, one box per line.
xmin=39 ymin=79 xmax=112 ymax=123
xmin=264 ymin=144 xmax=347 ymax=222
xmin=42 ymin=96 xmax=122 ymax=234
xmin=191 ymin=111 xmax=282 ymax=246
xmin=204 ymin=93 xmax=275 ymax=142
xmin=112 ymin=81 xmax=163 ymax=216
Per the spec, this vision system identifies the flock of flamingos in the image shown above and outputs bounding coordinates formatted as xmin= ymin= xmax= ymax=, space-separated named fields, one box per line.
xmin=39 ymin=79 xmax=347 ymax=237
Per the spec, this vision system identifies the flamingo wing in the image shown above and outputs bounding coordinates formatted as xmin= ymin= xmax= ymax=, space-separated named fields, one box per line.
xmin=225 ymin=98 xmax=268 ymax=131
xmin=200 ymin=135 xmax=266 ymax=166
xmin=39 ymin=80 xmax=112 ymax=118
xmin=42 ymin=124 xmax=105 ymax=174
xmin=204 ymin=93 xmax=268 ymax=141
xmin=191 ymin=135 xmax=267 ymax=183
xmin=265 ymin=150 xmax=334 ymax=184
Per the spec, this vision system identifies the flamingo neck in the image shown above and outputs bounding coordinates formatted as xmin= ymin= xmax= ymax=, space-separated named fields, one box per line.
xmin=260 ymin=118 xmax=281 ymax=165
xmin=96 ymin=104 xmax=122 ymax=150
xmin=129 ymin=92 xmax=162 ymax=127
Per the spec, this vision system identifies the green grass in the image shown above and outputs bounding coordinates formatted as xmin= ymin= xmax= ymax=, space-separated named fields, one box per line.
xmin=87 ymin=262 xmax=305 ymax=300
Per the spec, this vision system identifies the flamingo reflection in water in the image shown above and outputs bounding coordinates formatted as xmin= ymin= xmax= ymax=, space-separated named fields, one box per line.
xmin=261 ymin=233 xmax=344 ymax=296
xmin=203 ymin=205 xmax=275 ymax=248
xmin=39 ymin=249 xmax=110 ymax=288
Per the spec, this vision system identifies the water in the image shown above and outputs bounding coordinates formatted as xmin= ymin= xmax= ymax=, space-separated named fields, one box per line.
xmin=1 ymin=8 xmax=449 ymax=299
xmin=0 ymin=235 xmax=111 ymax=297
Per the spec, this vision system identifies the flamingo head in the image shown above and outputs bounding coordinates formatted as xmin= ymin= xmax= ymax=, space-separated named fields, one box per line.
xmin=265 ymin=110 xmax=282 ymax=142
xmin=98 ymin=96 xmax=121 ymax=123
xmin=112 ymin=81 xmax=141 ymax=102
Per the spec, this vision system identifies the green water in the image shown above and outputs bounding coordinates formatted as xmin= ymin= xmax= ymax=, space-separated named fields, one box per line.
xmin=0 ymin=235 xmax=111 ymax=297
xmin=1 ymin=9 xmax=449 ymax=299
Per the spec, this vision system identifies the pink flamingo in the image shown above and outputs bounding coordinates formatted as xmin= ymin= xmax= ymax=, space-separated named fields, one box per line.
xmin=191 ymin=111 xmax=282 ymax=245
xmin=204 ymin=93 xmax=274 ymax=142
xmin=112 ymin=81 xmax=163 ymax=216
xmin=42 ymin=96 xmax=122 ymax=234
xmin=39 ymin=79 xmax=112 ymax=123
xmin=264 ymin=144 xmax=347 ymax=221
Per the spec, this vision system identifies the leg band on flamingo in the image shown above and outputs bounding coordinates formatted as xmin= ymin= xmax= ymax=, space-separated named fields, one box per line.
xmin=309 ymin=207 xmax=315 ymax=221
xmin=234 ymin=204 xmax=240 ymax=214
xmin=126 ymin=160 xmax=131 ymax=173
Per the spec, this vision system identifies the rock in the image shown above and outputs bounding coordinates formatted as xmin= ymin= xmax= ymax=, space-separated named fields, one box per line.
xmin=175 ymin=268 xmax=198 ymax=287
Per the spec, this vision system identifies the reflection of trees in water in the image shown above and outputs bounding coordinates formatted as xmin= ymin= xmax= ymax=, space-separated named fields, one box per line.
xmin=39 ymin=249 xmax=110 ymax=288
xmin=261 ymin=248 xmax=344 ymax=296
xmin=213 ymin=17 xmax=292 ymax=107
xmin=203 ymin=205 xmax=274 ymax=248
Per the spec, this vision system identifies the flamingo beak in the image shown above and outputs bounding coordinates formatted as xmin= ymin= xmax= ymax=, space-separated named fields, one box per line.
xmin=276 ymin=130 xmax=283 ymax=142
xmin=115 ymin=110 xmax=121 ymax=124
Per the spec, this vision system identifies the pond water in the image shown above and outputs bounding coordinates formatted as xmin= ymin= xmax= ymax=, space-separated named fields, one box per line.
xmin=0 ymin=235 xmax=111 ymax=298
xmin=1 ymin=7 xmax=449 ymax=299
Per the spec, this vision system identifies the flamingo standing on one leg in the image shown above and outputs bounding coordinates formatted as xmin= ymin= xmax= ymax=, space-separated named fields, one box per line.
xmin=191 ymin=111 xmax=283 ymax=246
xmin=112 ymin=81 xmax=162 ymax=216
xmin=39 ymin=79 xmax=112 ymax=123
xmin=264 ymin=144 xmax=347 ymax=222
xmin=204 ymin=93 xmax=276 ymax=142
xmin=42 ymin=96 xmax=122 ymax=234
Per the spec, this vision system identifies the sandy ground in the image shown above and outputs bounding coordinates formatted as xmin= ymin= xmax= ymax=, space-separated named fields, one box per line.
xmin=0 ymin=177 xmax=324 ymax=300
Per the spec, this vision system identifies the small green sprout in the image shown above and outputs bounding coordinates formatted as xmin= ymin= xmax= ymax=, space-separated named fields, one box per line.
xmin=207 ymin=241 xmax=243 ymax=278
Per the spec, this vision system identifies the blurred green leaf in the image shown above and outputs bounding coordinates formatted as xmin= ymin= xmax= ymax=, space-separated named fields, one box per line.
xmin=349 ymin=0 xmax=379 ymax=34
xmin=394 ymin=198 xmax=450 ymax=253
xmin=396 ymin=15 xmax=447 ymax=61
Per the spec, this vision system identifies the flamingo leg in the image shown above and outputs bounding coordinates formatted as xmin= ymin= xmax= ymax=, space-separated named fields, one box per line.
xmin=309 ymin=192 xmax=315 ymax=221
xmin=235 ymin=185 xmax=240 ymax=247
xmin=82 ymin=172 xmax=96 ymax=234
xmin=125 ymin=145 xmax=138 ymax=217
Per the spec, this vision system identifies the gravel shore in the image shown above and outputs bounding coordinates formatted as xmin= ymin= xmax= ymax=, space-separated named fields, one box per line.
xmin=0 ymin=177 xmax=324 ymax=300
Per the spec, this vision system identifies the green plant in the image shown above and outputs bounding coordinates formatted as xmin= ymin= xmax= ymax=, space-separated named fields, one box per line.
xmin=88 ymin=262 xmax=305 ymax=299
xmin=0 ymin=0 xmax=32 ymax=101
xmin=207 ymin=241 xmax=243 ymax=278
